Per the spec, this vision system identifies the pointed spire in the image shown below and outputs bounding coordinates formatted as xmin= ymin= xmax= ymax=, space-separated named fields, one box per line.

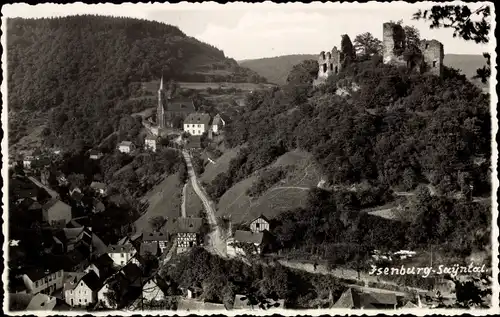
xmin=159 ymin=74 xmax=164 ymax=91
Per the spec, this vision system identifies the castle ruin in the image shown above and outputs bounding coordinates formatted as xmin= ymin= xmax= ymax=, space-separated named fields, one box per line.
xmin=314 ymin=22 xmax=444 ymax=85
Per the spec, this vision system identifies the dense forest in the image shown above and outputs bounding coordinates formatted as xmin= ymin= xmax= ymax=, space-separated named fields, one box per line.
xmin=7 ymin=15 xmax=267 ymax=147
xmin=212 ymin=36 xmax=492 ymax=263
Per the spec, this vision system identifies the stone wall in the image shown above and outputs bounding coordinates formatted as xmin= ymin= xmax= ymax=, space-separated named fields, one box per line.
xmin=317 ymin=46 xmax=342 ymax=81
xmin=420 ymin=39 xmax=444 ymax=77
xmin=382 ymin=22 xmax=406 ymax=66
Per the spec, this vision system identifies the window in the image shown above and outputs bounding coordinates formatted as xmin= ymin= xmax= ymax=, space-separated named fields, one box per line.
xmin=425 ymin=43 xmax=429 ymax=49
xmin=255 ymin=223 xmax=260 ymax=229
xmin=330 ymin=64 xmax=333 ymax=71
xmin=198 ymin=124 xmax=201 ymax=128
xmin=433 ymin=61 xmax=437 ymax=67
xmin=79 ymin=299 xmax=82 ymax=303
xmin=121 ymin=261 xmax=124 ymax=265
xmin=322 ymin=63 xmax=327 ymax=73
xmin=335 ymin=66 xmax=338 ymax=74
xmin=121 ymin=253 xmax=124 ymax=257
xmin=58 ymin=271 xmax=62 ymax=277
xmin=35 ymin=281 xmax=38 ymax=288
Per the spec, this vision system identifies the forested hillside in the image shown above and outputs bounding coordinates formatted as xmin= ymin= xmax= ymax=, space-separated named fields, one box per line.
xmin=239 ymin=53 xmax=488 ymax=87
xmin=7 ymin=15 xmax=267 ymax=147
xmin=212 ymin=53 xmax=491 ymax=262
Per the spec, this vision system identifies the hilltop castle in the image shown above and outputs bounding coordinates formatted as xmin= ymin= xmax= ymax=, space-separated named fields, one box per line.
xmin=314 ymin=22 xmax=444 ymax=86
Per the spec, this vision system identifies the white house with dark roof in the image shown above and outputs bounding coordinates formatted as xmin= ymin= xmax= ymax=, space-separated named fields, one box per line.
xmin=144 ymin=135 xmax=157 ymax=152
xmin=211 ymin=113 xmax=227 ymax=134
xmin=64 ymin=271 xmax=102 ymax=307
xmin=117 ymin=141 xmax=136 ymax=153
xmin=107 ymin=244 xmax=137 ymax=268
xmin=250 ymin=215 xmax=270 ymax=233
xmin=89 ymin=149 xmax=103 ymax=160
xmin=21 ymin=267 xmax=64 ymax=295
xmin=183 ymin=113 xmax=211 ymax=136
xmin=230 ymin=230 xmax=271 ymax=255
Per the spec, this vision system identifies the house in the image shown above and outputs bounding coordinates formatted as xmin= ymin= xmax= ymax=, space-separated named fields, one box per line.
xmin=9 ymin=293 xmax=57 ymax=311
xmin=64 ymin=271 xmax=102 ymax=307
xmin=121 ymin=262 xmax=143 ymax=287
xmin=62 ymin=272 xmax=85 ymax=302
xmin=53 ymin=227 xmax=92 ymax=253
xmin=142 ymin=231 xmax=169 ymax=254
xmin=166 ymin=217 xmax=204 ymax=253
xmin=140 ymin=275 xmax=169 ymax=302
xmin=21 ymin=267 xmax=64 ymax=295
xmin=183 ymin=112 xmax=211 ymax=136
xmin=42 ymin=198 xmax=72 ymax=228
xmin=117 ymin=141 xmax=136 ymax=153
xmin=231 ymin=294 xmax=284 ymax=310
xmin=107 ymin=244 xmax=137 ymax=268
xmin=84 ymin=253 xmax=117 ymax=281
xmin=211 ymin=113 xmax=227 ymax=134
xmin=140 ymin=241 xmax=160 ymax=258
xmin=89 ymin=149 xmax=103 ymax=160
xmin=232 ymin=230 xmax=272 ymax=255
xmin=97 ymin=269 xmax=142 ymax=309
xmin=250 ymin=215 xmax=270 ymax=233
xmin=144 ymin=136 xmax=157 ymax=152
xmin=332 ymin=288 xmax=398 ymax=309
xmin=90 ymin=181 xmax=106 ymax=195
xmin=10 ymin=177 xmax=39 ymax=202
xmin=91 ymin=198 xmax=106 ymax=213
xmin=23 ymin=153 xmax=35 ymax=169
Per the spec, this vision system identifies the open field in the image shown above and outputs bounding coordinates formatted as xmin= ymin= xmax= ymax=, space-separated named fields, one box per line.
xmin=216 ymin=150 xmax=322 ymax=224
xmin=200 ymin=146 xmax=242 ymax=183
xmin=134 ymin=174 xmax=182 ymax=233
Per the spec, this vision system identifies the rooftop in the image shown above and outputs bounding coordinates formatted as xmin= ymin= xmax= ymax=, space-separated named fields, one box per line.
xmin=107 ymin=244 xmax=135 ymax=253
xmin=118 ymin=141 xmax=134 ymax=147
xmin=184 ymin=112 xmax=211 ymax=125
xmin=142 ymin=231 xmax=168 ymax=241
xmin=234 ymin=230 xmax=264 ymax=245
xmin=90 ymin=181 xmax=106 ymax=190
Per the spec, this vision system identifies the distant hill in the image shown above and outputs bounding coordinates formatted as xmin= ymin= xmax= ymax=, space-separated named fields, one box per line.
xmin=239 ymin=53 xmax=488 ymax=87
xmin=7 ymin=15 xmax=267 ymax=148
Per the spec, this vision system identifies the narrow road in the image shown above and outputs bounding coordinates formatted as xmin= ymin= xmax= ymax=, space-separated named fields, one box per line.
xmin=181 ymin=184 xmax=187 ymax=218
xmin=182 ymin=150 xmax=227 ymax=258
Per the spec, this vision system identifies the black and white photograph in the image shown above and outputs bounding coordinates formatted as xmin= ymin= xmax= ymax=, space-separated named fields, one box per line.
xmin=1 ymin=1 xmax=498 ymax=314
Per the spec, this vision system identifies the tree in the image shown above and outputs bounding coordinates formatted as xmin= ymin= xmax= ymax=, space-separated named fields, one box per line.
xmin=340 ymin=34 xmax=356 ymax=67
xmin=353 ymin=32 xmax=383 ymax=57
xmin=149 ymin=215 xmax=165 ymax=231
xmin=413 ymin=4 xmax=491 ymax=83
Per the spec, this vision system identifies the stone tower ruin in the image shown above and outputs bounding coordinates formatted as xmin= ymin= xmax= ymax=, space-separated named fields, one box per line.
xmin=419 ymin=39 xmax=444 ymax=77
xmin=314 ymin=46 xmax=342 ymax=86
xmin=382 ymin=21 xmax=444 ymax=77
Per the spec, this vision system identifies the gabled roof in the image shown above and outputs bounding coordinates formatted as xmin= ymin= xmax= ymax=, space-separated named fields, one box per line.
xmin=90 ymin=181 xmax=106 ymax=190
xmin=164 ymin=97 xmax=196 ymax=113
xmin=118 ymin=141 xmax=134 ymax=147
xmin=24 ymin=266 xmax=61 ymax=282
xmin=89 ymin=149 xmax=103 ymax=156
xmin=332 ymin=288 xmax=397 ymax=309
xmin=107 ymin=244 xmax=135 ymax=253
xmin=121 ymin=263 xmax=142 ymax=283
xmin=42 ymin=198 xmax=70 ymax=212
xmin=234 ymin=230 xmax=264 ymax=245
xmin=81 ymin=271 xmax=102 ymax=291
xmin=232 ymin=294 xmax=284 ymax=310
xmin=145 ymin=135 xmax=157 ymax=141
xmin=251 ymin=214 xmax=270 ymax=224
xmin=142 ymin=231 xmax=168 ymax=241
xmin=184 ymin=112 xmax=211 ymax=125
xmin=89 ymin=253 xmax=116 ymax=280
xmin=166 ymin=217 xmax=204 ymax=234
xmin=63 ymin=272 xmax=86 ymax=292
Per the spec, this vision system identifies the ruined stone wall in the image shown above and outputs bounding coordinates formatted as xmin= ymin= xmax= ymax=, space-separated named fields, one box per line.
xmin=316 ymin=46 xmax=341 ymax=82
xmin=420 ymin=39 xmax=444 ymax=77
xmin=382 ymin=22 xmax=406 ymax=66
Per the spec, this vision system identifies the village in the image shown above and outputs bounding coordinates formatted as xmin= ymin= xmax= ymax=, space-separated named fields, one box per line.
xmin=5 ymin=3 xmax=494 ymax=312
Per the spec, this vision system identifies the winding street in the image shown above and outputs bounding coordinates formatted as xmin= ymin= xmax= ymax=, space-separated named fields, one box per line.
xmin=182 ymin=150 xmax=228 ymax=257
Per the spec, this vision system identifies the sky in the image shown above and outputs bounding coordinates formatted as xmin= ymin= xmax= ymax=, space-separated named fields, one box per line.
xmin=2 ymin=2 xmax=493 ymax=60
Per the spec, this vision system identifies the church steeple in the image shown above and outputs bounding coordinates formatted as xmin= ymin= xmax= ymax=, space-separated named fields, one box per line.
xmin=157 ymin=75 xmax=165 ymax=129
